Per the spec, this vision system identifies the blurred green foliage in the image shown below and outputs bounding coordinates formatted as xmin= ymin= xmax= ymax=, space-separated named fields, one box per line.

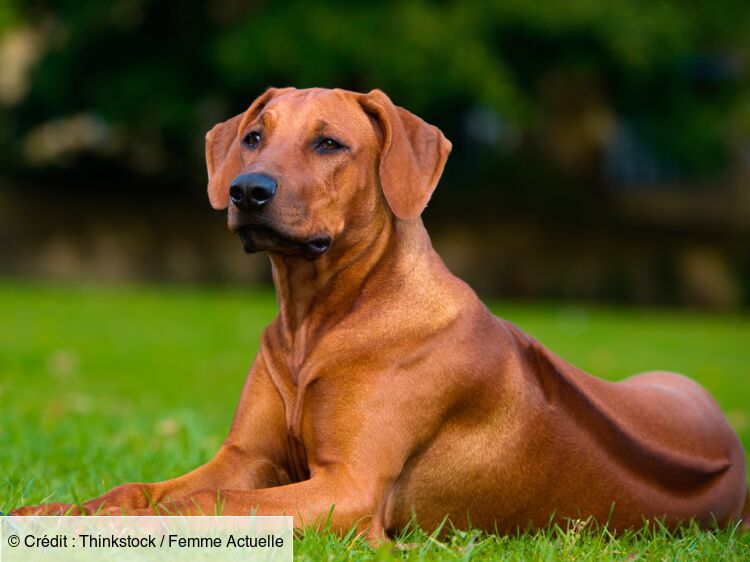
xmin=1 ymin=1 xmax=749 ymax=204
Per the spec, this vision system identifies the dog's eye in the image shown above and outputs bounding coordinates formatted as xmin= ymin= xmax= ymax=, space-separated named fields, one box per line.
xmin=316 ymin=138 xmax=343 ymax=152
xmin=243 ymin=132 xmax=261 ymax=149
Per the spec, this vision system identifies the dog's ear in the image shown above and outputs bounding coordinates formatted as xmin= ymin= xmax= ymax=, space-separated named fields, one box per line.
xmin=205 ymin=112 xmax=243 ymax=210
xmin=358 ymin=89 xmax=452 ymax=220
xmin=205 ymin=87 xmax=291 ymax=209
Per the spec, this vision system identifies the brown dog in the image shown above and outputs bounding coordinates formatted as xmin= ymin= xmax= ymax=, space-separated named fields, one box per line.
xmin=15 ymin=87 xmax=749 ymax=537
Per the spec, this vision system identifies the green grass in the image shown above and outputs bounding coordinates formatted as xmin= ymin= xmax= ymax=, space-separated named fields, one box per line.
xmin=1 ymin=280 xmax=749 ymax=560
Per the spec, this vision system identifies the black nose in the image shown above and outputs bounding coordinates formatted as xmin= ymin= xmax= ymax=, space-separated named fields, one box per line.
xmin=229 ymin=173 xmax=277 ymax=210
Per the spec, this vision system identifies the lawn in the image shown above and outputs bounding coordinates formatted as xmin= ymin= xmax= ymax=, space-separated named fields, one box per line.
xmin=1 ymin=280 xmax=748 ymax=560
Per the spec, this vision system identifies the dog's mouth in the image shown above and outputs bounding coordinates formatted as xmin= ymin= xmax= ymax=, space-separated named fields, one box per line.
xmin=236 ymin=224 xmax=331 ymax=258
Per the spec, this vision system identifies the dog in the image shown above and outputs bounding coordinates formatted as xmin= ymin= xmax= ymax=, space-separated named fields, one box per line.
xmin=14 ymin=87 xmax=749 ymax=538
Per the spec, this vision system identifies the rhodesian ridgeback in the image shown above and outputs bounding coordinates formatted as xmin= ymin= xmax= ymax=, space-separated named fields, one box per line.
xmin=14 ymin=87 xmax=750 ymax=537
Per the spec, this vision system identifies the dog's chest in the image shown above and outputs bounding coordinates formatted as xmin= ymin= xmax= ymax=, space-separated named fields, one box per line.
xmin=260 ymin=341 xmax=321 ymax=473
xmin=265 ymin=356 xmax=307 ymax=437
xmin=276 ymin=370 xmax=318 ymax=482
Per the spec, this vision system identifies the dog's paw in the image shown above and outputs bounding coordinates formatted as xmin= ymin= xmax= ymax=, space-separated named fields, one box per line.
xmin=10 ymin=503 xmax=81 ymax=516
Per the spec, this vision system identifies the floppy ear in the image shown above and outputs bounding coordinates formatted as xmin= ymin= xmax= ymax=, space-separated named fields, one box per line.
xmin=205 ymin=87 xmax=292 ymax=209
xmin=358 ymin=89 xmax=452 ymax=220
xmin=205 ymin=112 xmax=243 ymax=209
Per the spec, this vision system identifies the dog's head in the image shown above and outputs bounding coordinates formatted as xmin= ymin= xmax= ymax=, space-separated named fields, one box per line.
xmin=205 ymin=87 xmax=451 ymax=258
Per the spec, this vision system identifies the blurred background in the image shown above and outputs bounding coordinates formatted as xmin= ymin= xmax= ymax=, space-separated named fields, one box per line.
xmin=1 ymin=0 xmax=750 ymax=309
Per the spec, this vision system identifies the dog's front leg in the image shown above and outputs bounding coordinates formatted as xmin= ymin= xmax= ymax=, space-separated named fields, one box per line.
xmin=12 ymin=356 xmax=289 ymax=515
xmin=127 ymin=465 xmax=378 ymax=534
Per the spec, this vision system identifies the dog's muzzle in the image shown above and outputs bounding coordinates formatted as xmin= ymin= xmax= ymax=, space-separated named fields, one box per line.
xmin=236 ymin=225 xmax=331 ymax=258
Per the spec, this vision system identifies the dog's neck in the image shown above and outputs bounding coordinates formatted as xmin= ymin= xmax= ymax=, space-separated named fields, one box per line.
xmin=267 ymin=217 xmax=435 ymax=357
